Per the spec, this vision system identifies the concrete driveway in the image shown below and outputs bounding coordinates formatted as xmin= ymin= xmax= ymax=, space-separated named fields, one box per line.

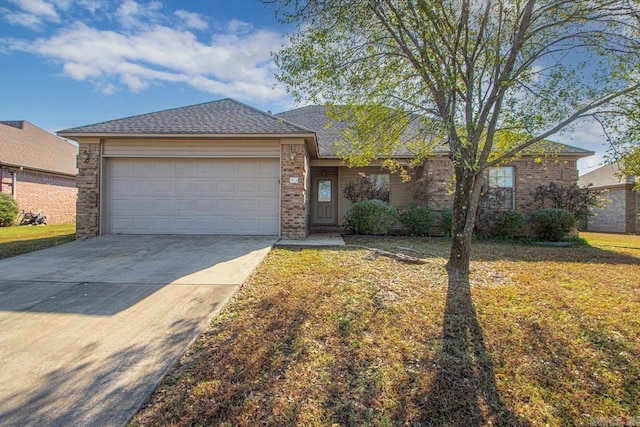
xmin=0 ymin=235 xmax=276 ymax=427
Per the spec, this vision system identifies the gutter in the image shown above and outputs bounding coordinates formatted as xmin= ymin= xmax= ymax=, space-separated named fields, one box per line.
xmin=0 ymin=161 xmax=77 ymax=178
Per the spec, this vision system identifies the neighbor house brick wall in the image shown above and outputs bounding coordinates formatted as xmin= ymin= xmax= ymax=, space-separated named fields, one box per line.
xmin=280 ymin=141 xmax=309 ymax=239
xmin=0 ymin=167 xmax=76 ymax=224
xmin=588 ymin=188 xmax=627 ymax=233
xmin=76 ymin=141 xmax=101 ymax=239
xmin=585 ymin=185 xmax=639 ymax=234
xmin=14 ymin=172 xmax=76 ymax=224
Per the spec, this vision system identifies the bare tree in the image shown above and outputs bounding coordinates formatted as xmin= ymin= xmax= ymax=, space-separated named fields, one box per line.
xmin=268 ymin=0 xmax=640 ymax=274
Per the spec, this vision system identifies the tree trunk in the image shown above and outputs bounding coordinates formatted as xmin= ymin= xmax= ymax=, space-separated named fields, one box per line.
xmin=445 ymin=166 xmax=484 ymax=275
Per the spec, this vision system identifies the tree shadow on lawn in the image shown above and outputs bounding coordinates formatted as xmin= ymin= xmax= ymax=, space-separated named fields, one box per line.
xmin=132 ymin=247 xmax=536 ymax=426
xmin=469 ymin=241 xmax=640 ymax=266
xmin=418 ymin=272 xmax=531 ymax=427
xmin=344 ymin=235 xmax=640 ymax=266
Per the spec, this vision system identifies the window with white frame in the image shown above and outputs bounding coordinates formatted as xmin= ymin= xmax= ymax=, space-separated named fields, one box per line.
xmin=488 ymin=167 xmax=514 ymax=209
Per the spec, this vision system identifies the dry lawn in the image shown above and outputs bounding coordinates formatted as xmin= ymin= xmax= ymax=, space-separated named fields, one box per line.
xmin=130 ymin=232 xmax=640 ymax=426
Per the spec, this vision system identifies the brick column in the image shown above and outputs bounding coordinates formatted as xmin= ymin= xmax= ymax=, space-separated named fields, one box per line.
xmin=76 ymin=140 xmax=101 ymax=239
xmin=281 ymin=142 xmax=309 ymax=239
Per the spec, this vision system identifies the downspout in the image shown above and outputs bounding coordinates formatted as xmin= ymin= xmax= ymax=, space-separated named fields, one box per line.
xmin=11 ymin=169 xmax=17 ymax=198
xmin=11 ymin=167 xmax=22 ymax=198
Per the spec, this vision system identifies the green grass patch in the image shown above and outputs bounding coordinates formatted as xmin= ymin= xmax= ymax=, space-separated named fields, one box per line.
xmin=0 ymin=224 xmax=76 ymax=259
xmin=130 ymin=233 xmax=640 ymax=427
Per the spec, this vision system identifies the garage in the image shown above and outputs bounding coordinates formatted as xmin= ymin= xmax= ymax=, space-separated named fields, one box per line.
xmin=105 ymin=158 xmax=279 ymax=235
xmin=58 ymin=98 xmax=316 ymax=240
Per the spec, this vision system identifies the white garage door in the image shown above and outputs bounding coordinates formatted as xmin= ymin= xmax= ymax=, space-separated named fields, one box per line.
xmin=106 ymin=158 xmax=279 ymax=235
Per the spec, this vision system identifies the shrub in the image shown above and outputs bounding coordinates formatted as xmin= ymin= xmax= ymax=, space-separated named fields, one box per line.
xmin=440 ymin=208 xmax=453 ymax=237
xmin=491 ymin=210 xmax=524 ymax=238
xmin=345 ymin=200 xmax=399 ymax=235
xmin=531 ymin=182 xmax=608 ymax=223
xmin=400 ymin=206 xmax=435 ymax=236
xmin=529 ymin=208 xmax=575 ymax=242
xmin=0 ymin=193 xmax=19 ymax=227
xmin=476 ymin=185 xmax=516 ymax=235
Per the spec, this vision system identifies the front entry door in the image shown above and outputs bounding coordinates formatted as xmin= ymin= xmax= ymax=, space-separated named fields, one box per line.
xmin=312 ymin=176 xmax=337 ymax=225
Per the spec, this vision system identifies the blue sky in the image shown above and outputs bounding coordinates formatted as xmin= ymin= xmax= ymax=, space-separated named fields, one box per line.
xmin=0 ymin=0 xmax=606 ymax=174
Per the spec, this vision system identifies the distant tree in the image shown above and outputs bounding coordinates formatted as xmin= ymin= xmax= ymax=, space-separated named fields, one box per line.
xmin=623 ymin=149 xmax=640 ymax=191
xmin=268 ymin=0 xmax=640 ymax=274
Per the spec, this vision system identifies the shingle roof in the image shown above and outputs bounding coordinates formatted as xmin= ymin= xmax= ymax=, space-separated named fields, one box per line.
xmin=0 ymin=121 xmax=77 ymax=176
xmin=276 ymin=106 xmax=345 ymax=156
xmin=58 ymin=98 xmax=312 ymax=136
xmin=578 ymin=163 xmax=637 ymax=187
xmin=277 ymin=105 xmax=594 ymax=158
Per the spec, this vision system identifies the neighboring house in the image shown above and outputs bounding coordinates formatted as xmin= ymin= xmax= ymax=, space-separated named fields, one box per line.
xmin=0 ymin=121 xmax=78 ymax=224
xmin=579 ymin=163 xmax=639 ymax=234
xmin=58 ymin=98 xmax=592 ymax=240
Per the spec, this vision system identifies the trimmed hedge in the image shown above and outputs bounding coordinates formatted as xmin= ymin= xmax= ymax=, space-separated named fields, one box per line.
xmin=400 ymin=206 xmax=435 ymax=236
xmin=0 ymin=193 xmax=19 ymax=227
xmin=529 ymin=208 xmax=575 ymax=242
xmin=491 ymin=210 xmax=524 ymax=238
xmin=346 ymin=200 xmax=399 ymax=235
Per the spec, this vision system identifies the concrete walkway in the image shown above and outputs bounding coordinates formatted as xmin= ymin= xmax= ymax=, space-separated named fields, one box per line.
xmin=0 ymin=235 xmax=276 ymax=427
xmin=276 ymin=233 xmax=346 ymax=247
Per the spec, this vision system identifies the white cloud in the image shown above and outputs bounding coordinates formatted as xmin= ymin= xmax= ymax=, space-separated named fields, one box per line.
xmin=116 ymin=0 xmax=163 ymax=28
xmin=1 ymin=9 xmax=44 ymax=30
xmin=75 ymin=0 xmax=105 ymax=14
xmin=3 ymin=6 xmax=287 ymax=104
xmin=100 ymin=82 xmax=116 ymax=94
xmin=175 ymin=10 xmax=207 ymax=30
xmin=227 ymin=19 xmax=253 ymax=34
xmin=7 ymin=0 xmax=58 ymax=19
xmin=554 ymin=118 xmax=611 ymax=176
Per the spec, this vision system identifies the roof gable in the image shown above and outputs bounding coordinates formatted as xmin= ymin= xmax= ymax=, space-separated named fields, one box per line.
xmin=58 ymin=98 xmax=312 ymax=136
xmin=0 ymin=121 xmax=77 ymax=176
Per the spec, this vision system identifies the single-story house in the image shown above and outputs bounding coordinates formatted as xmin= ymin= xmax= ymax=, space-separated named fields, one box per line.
xmin=58 ymin=98 xmax=592 ymax=239
xmin=0 ymin=120 xmax=78 ymax=224
xmin=579 ymin=163 xmax=639 ymax=234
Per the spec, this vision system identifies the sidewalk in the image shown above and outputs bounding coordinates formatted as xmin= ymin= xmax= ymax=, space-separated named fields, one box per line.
xmin=276 ymin=233 xmax=345 ymax=247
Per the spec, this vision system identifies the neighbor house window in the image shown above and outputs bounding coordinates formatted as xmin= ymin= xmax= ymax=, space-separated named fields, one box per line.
xmin=488 ymin=167 xmax=514 ymax=209
xmin=369 ymin=174 xmax=390 ymax=202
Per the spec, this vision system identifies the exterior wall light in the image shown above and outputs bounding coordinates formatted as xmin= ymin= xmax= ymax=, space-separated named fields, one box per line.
xmin=82 ymin=150 xmax=90 ymax=163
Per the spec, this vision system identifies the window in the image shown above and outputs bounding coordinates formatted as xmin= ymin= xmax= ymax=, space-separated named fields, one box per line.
xmin=369 ymin=174 xmax=390 ymax=202
xmin=318 ymin=179 xmax=332 ymax=202
xmin=488 ymin=167 xmax=514 ymax=209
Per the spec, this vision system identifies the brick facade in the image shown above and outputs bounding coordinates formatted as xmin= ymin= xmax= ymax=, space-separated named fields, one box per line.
xmin=73 ymin=139 xmax=313 ymax=240
xmin=330 ymin=156 xmax=582 ymax=235
xmin=280 ymin=142 xmax=309 ymax=239
xmin=409 ymin=156 xmax=578 ymax=214
xmin=72 ymin=138 xmax=579 ymax=240
xmin=513 ymin=158 xmax=579 ymax=211
xmin=75 ymin=142 xmax=101 ymax=239
xmin=0 ymin=167 xmax=76 ymax=224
